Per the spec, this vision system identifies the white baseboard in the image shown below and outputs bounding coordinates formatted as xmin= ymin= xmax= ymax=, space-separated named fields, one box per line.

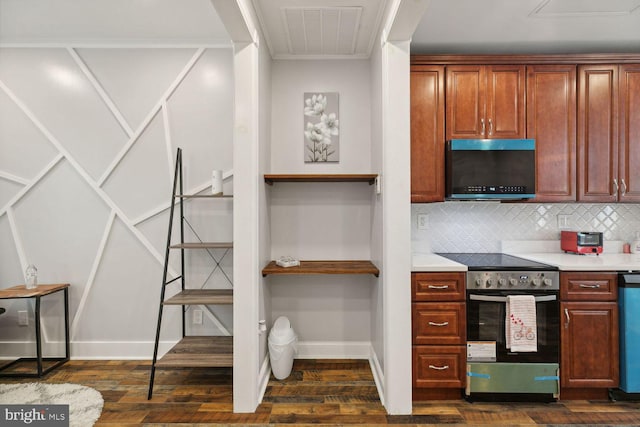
xmin=257 ymin=354 xmax=271 ymax=403
xmin=369 ymin=346 xmax=385 ymax=406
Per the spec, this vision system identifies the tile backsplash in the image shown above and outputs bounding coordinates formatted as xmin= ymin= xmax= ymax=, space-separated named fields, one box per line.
xmin=412 ymin=202 xmax=640 ymax=253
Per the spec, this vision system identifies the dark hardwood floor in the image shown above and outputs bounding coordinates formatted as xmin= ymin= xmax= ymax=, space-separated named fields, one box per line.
xmin=2 ymin=358 xmax=640 ymax=425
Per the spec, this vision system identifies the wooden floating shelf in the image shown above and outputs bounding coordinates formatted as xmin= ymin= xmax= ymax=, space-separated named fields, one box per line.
xmin=164 ymin=289 xmax=233 ymax=305
xmin=155 ymin=336 xmax=233 ymax=368
xmin=175 ymin=194 xmax=232 ymax=198
xmin=170 ymin=242 xmax=233 ymax=249
xmin=264 ymin=174 xmax=377 ymax=185
xmin=262 ymin=260 xmax=380 ymax=277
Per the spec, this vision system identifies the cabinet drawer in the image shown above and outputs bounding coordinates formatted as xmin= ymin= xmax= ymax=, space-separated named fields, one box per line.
xmin=412 ymin=272 xmax=466 ymax=301
xmin=412 ymin=302 xmax=466 ymax=344
xmin=413 ymin=345 xmax=466 ymax=388
xmin=561 ymin=272 xmax=617 ymax=301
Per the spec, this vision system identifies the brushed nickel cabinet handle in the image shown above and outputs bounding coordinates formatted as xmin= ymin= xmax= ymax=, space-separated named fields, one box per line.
xmin=488 ymin=118 xmax=493 ymax=136
xmin=429 ymin=365 xmax=450 ymax=370
xmin=579 ymin=284 xmax=600 ymax=289
xmin=564 ymin=308 xmax=570 ymax=328
xmin=621 ymin=179 xmax=627 ymax=195
xmin=428 ymin=285 xmax=450 ymax=289
xmin=614 ymin=178 xmax=619 ymax=194
xmin=481 ymin=118 xmax=485 ymax=135
xmin=428 ymin=321 xmax=449 ymax=327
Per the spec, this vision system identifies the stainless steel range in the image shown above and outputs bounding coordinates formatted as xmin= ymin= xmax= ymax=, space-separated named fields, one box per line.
xmin=437 ymin=253 xmax=560 ymax=402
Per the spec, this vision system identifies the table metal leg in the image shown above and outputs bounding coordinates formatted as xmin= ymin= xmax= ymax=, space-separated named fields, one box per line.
xmin=64 ymin=288 xmax=70 ymax=361
xmin=35 ymin=296 xmax=42 ymax=376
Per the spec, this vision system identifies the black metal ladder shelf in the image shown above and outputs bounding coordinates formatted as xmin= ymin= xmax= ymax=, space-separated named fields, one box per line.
xmin=148 ymin=148 xmax=233 ymax=399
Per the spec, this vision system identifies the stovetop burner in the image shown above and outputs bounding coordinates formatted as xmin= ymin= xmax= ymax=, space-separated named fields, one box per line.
xmin=436 ymin=253 xmax=557 ymax=271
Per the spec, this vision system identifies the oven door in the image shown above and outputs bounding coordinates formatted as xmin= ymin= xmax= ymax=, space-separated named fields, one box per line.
xmin=466 ymin=290 xmax=559 ymax=363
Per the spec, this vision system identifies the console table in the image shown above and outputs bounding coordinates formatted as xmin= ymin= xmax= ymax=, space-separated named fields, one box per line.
xmin=0 ymin=283 xmax=70 ymax=377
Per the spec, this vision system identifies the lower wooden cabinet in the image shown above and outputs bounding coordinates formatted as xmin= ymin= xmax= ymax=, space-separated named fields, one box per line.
xmin=412 ymin=302 xmax=466 ymax=345
xmin=560 ymin=272 xmax=619 ymax=398
xmin=561 ymin=301 xmax=619 ymax=389
xmin=412 ymin=272 xmax=466 ymax=400
xmin=413 ymin=345 xmax=466 ymax=388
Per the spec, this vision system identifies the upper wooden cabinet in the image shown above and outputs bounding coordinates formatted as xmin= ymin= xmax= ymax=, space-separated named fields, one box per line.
xmin=527 ymin=65 xmax=577 ymax=202
xmin=411 ymin=65 xmax=445 ymax=203
xmin=446 ymin=65 xmax=526 ymax=140
xmin=577 ymin=65 xmax=619 ymax=202
xmin=578 ymin=64 xmax=640 ymax=202
xmin=410 ymin=55 xmax=640 ymax=204
xmin=618 ymin=64 xmax=640 ymax=202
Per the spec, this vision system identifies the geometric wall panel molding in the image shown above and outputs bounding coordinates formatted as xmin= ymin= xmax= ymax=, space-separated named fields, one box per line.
xmin=0 ymin=48 xmax=129 ymax=181
xmin=72 ymin=217 xmax=181 ymax=342
xmin=0 ymin=214 xmax=23 ymax=301
xmin=12 ymin=160 xmax=111 ymax=311
xmin=0 ymin=88 xmax=59 ymax=180
xmin=166 ymin=48 xmax=234 ymax=188
xmin=0 ymin=45 xmax=234 ymax=358
xmin=102 ymin=111 xmax=172 ymax=221
xmin=76 ymin=48 xmax=199 ymax=131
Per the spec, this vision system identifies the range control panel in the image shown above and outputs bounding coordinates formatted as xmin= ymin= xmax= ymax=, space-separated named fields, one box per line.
xmin=467 ymin=271 xmax=559 ymax=290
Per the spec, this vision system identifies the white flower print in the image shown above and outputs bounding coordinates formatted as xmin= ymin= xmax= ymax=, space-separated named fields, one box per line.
xmin=304 ymin=94 xmax=327 ymax=116
xmin=304 ymin=122 xmax=331 ymax=145
xmin=320 ymin=113 xmax=339 ymax=136
xmin=303 ymin=92 xmax=339 ymax=162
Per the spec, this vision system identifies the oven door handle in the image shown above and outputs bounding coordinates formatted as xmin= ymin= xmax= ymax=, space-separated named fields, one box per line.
xmin=468 ymin=294 xmax=557 ymax=303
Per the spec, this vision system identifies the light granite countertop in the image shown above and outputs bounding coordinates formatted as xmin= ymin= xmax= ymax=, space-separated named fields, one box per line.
xmin=412 ymin=240 xmax=640 ymax=272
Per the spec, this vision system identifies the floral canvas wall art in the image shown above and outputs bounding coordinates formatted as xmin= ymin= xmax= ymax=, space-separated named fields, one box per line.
xmin=304 ymin=92 xmax=339 ymax=162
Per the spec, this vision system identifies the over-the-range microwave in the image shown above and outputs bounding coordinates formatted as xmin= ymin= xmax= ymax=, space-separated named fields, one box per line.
xmin=445 ymin=139 xmax=536 ymax=200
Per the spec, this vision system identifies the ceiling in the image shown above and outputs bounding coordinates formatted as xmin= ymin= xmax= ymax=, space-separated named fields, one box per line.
xmin=411 ymin=0 xmax=640 ymax=55
xmin=1 ymin=0 xmax=639 ymax=56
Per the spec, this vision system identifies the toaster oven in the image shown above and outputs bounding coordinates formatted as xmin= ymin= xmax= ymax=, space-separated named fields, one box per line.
xmin=561 ymin=231 xmax=603 ymax=255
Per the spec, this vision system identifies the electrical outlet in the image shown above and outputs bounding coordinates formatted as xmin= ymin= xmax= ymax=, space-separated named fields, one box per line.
xmin=557 ymin=214 xmax=571 ymax=230
xmin=417 ymin=214 xmax=429 ymax=230
xmin=375 ymin=176 xmax=381 ymax=195
xmin=192 ymin=309 xmax=203 ymax=325
xmin=18 ymin=310 xmax=28 ymax=326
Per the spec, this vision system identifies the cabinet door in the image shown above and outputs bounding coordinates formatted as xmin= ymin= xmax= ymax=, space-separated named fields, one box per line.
xmin=412 ymin=302 xmax=466 ymax=345
xmin=411 ymin=66 xmax=445 ymax=202
xmin=527 ymin=65 xmax=577 ymax=202
xmin=446 ymin=65 xmax=486 ymax=139
xmin=619 ymin=64 xmax=640 ymax=202
xmin=577 ymin=65 xmax=619 ymax=202
xmin=413 ymin=345 xmax=466 ymax=388
xmin=412 ymin=272 xmax=465 ymax=302
xmin=560 ymin=271 xmax=617 ymax=301
xmin=561 ymin=301 xmax=619 ymax=389
xmin=486 ymin=65 xmax=526 ymax=139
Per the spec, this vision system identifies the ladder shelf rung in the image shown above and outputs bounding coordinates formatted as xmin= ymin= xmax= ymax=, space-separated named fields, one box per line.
xmin=164 ymin=289 xmax=233 ymax=305
xmin=155 ymin=336 xmax=233 ymax=368
xmin=170 ymin=242 xmax=233 ymax=249
xmin=174 ymin=194 xmax=233 ymax=198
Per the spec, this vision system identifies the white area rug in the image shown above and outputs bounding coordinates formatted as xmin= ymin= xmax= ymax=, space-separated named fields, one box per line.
xmin=0 ymin=383 xmax=103 ymax=427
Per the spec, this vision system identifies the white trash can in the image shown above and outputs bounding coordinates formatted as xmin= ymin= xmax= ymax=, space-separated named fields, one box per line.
xmin=268 ymin=316 xmax=297 ymax=380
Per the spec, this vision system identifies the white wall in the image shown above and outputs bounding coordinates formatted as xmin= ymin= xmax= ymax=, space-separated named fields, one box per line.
xmin=369 ymin=27 xmax=385 ymax=387
xmin=270 ymin=60 xmax=372 ymax=173
xmin=266 ymin=59 xmax=375 ymax=353
xmin=0 ymin=46 xmax=234 ymax=358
